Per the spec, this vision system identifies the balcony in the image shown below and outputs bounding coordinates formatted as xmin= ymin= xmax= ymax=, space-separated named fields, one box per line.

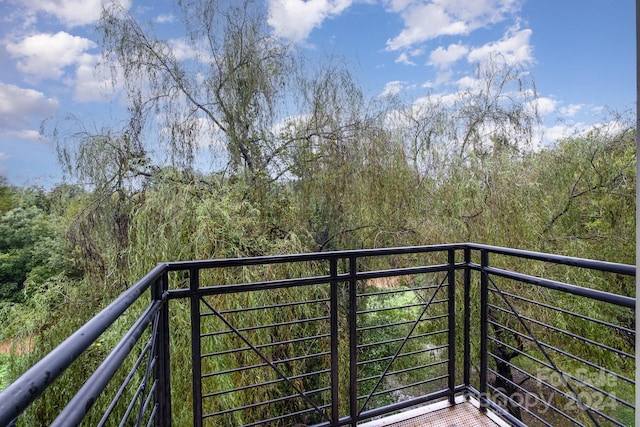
xmin=0 ymin=243 xmax=635 ymax=426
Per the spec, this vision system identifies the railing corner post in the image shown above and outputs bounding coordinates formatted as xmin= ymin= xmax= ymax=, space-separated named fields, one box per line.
xmin=154 ymin=270 xmax=172 ymax=427
xmin=190 ymin=267 xmax=203 ymax=427
xmin=463 ymin=246 xmax=471 ymax=396
xmin=479 ymin=250 xmax=489 ymax=413
xmin=447 ymin=248 xmax=456 ymax=405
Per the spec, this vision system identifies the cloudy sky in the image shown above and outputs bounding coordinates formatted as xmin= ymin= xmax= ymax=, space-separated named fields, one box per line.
xmin=0 ymin=0 xmax=635 ymax=186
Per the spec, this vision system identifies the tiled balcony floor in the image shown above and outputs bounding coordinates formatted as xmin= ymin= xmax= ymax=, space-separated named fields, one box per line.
xmin=360 ymin=397 xmax=509 ymax=427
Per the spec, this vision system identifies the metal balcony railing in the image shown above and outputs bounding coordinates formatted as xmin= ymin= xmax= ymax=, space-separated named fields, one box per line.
xmin=0 ymin=243 xmax=635 ymax=426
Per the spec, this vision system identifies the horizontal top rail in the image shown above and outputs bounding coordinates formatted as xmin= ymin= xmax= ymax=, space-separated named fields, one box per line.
xmin=164 ymin=243 xmax=466 ymax=270
xmin=469 ymin=243 xmax=636 ymax=276
xmin=163 ymin=243 xmax=635 ymax=277
xmin=480 ymin=265 xmax=636 ymax=308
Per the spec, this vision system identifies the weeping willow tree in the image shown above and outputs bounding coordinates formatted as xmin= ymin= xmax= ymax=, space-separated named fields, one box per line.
xmin=97 ymin=0 xmax=296 ymax=181
xmin=282 ymin=55 xmax=543 ymax=250
xmin=45 ymin=1 xmax=271 ymax=285
xmin=52 ymin=0 xmax=381 ymax=269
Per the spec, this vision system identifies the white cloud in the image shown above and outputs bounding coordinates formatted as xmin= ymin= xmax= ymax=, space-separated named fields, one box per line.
xmin=422 ymin=70 xmax=454 ymax=88
xmin=20 ymin=0 xmax=132 ymax=27
xmin=536 ymin=107 xmax=628 ymax=146
xmin=560 ymin=103 xmax=584 ymax=117
xmin=538 ymin=118 xmax=626 ymax=147
xmin=268 ymin=0 xmax=353 ymax=43
xmin=167 ymin=38 xmax=212 ymax=62
xmin=155 ymin=14 xmax=175 ymax=24
xmin=386 ymin=0 xmax=521 ymax=51
xmin=387 ymin=3 xmax=467 ymax=51
xmin=541 ymin=123 xmax=587 ymax=145
xmin=443 ymin=0 xmax=521 ymax=23
xmin=395 ymin=52 xmax=416 ymax=66
xmin=456 ymin=76 xmax=481 ymax=90
xmin=414 ymin=91 xmax=458 ymax=107
xmin=5 ymin=129 xmax=48 ymax=143
xmin=6 ymin=31 xmax=97 ymax=80
xmin=74 ymin=54 xmax=119 ymax=102
xmin=528 ymin=97 xmax=557 ymax=116
xmin=0 ymin=83 xmax=59 ymax=130
xmin=429 ymin=43 xmax=469 ymax=68
xmin=385 ymin=0 xmax=414 ymax=13
xmin=5 ymin=31 xmax=117 ymax=102
xmin=467 ymin=28 xmax=532 ymax=65
xmin=380 ymin=80 xmax=405 ymax=97
xmin=434 ymin=69 xmax=453 ymax=85
xmin=0 ymin=83 xmax=58 ymax=144
xmin=395 ymin=47 xmax=425 ymax=65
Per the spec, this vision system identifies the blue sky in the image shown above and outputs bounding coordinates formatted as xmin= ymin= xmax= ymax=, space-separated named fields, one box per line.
xmin=0 ymin=0 xmax=635 ymax=187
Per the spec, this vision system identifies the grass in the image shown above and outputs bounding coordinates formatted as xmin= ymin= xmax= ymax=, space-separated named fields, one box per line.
xmin=0 ymin=353 xmax=9 ymax=391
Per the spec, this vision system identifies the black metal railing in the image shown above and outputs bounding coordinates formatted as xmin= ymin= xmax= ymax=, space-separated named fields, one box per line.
xmin=0 ymin=244 xmax=635 ymax=426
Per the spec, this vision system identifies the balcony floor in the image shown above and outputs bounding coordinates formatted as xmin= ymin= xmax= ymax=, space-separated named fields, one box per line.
xmin=360 ymin=397 xmax=510 ymax=427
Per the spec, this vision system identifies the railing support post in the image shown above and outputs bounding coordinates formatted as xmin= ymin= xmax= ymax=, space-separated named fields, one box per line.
xmin=153 ymin=271 xmax=172 ymax=427
xmin=479 ymin=249 xmax=489 ymax=412
xmin=330 ymin=258 xmax=340 ymax=426
xmin=190 ymin=268 xmax=203 ymax=427
xmin=447 ymin=249 xmax=456 ymax=404
xmin=463 ymin=247 xmax=471 ymax=396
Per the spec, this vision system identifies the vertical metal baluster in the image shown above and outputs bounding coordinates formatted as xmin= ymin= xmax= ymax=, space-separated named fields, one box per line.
xmin=330 ymin=257 xmax=339 ymax=426
xmin=349 ymin=255 xmax=358 ymax=426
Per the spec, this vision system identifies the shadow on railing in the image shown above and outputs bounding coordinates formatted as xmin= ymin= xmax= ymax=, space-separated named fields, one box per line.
xmin=0 ymin=244 xmax=635 ymax=426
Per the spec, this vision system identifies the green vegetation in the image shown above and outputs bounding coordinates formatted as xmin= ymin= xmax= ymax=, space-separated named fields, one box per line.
xmin=0 ymin=0 xmax=634 ymax=425
xmin=0 ymin=354 xmax=9 ymax=390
